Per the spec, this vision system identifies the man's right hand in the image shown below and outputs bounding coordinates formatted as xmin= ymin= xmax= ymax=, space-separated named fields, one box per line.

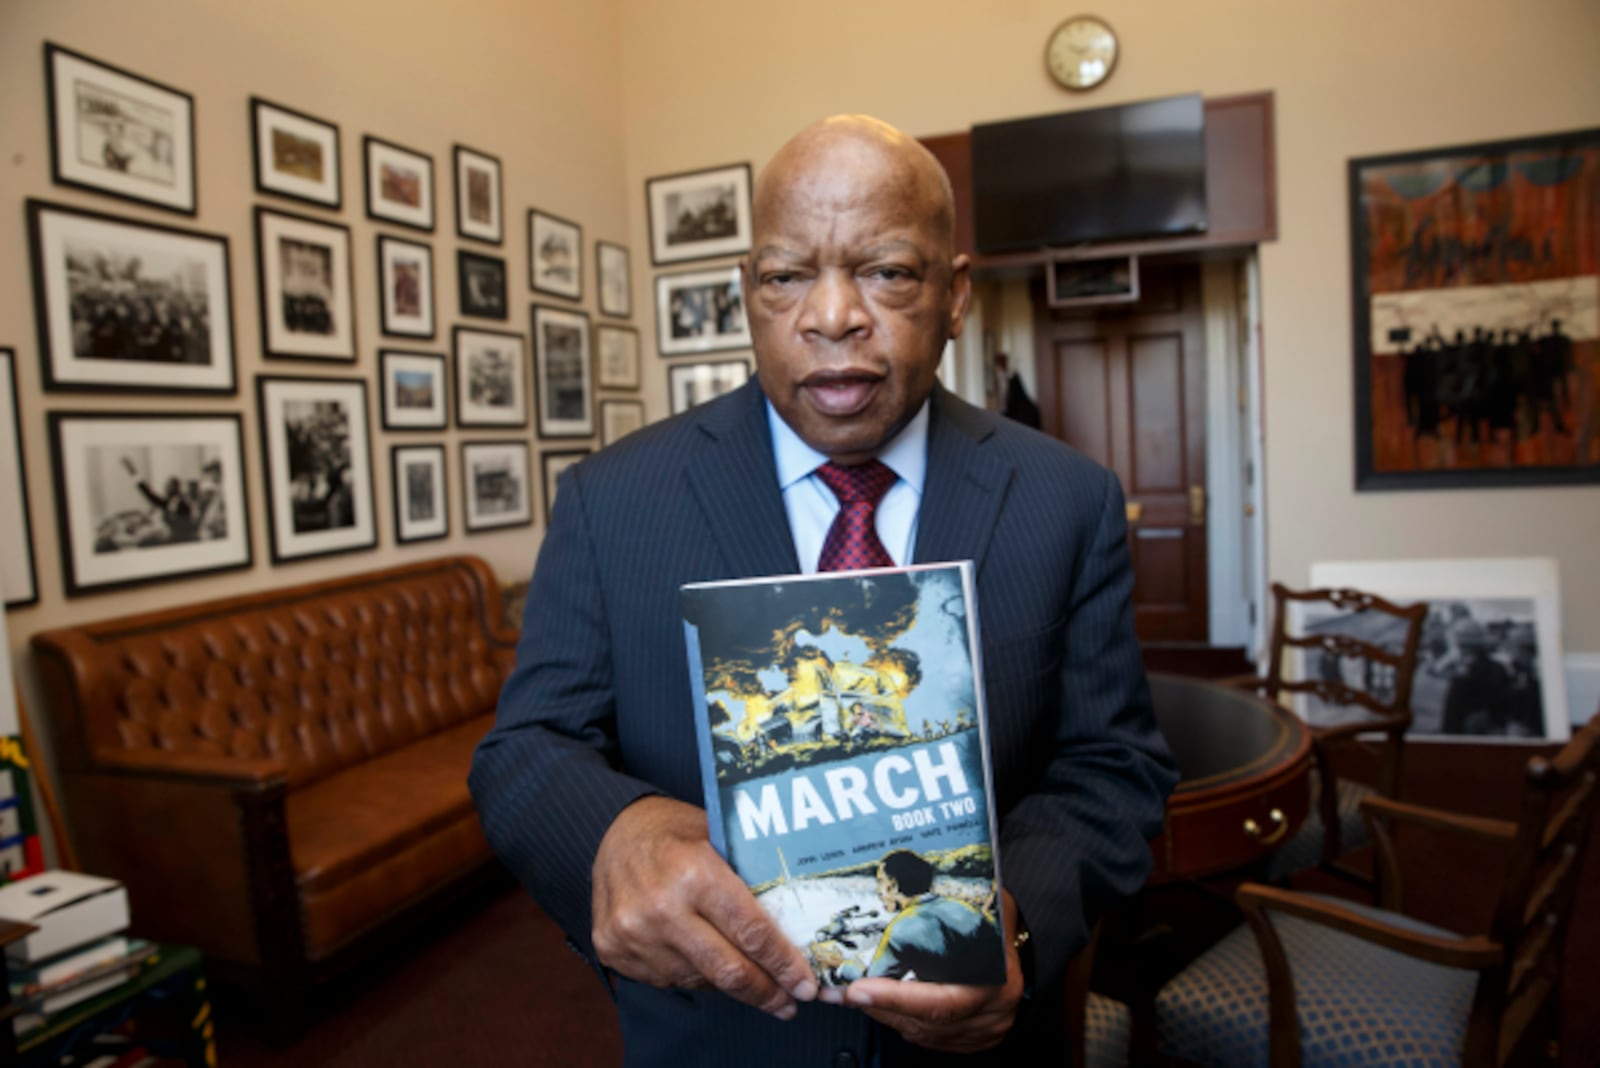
xmin=590 ymin=795 xmax=818 ymax=1020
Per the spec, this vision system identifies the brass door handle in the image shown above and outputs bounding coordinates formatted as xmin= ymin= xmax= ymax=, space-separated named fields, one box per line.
xmin=1243 ymin=808 xmax=1288 ymax=845
xmin=1125 ymin=502 xmax=1143 ymax=523
xmin=1188 ymin=485 xmax=1206 ymax=525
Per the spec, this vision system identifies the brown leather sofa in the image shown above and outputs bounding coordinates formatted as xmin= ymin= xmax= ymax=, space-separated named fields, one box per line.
xmin=30 ymin=555 xmax=518 ymax=1022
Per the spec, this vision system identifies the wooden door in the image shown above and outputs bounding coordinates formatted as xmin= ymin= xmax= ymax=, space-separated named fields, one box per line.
xmin=1036 ymin=265 xmax=1209 ymax=641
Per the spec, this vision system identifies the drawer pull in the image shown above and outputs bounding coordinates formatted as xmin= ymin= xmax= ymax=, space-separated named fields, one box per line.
xmin=1243 ymin=808 xmax=1288 ymax=845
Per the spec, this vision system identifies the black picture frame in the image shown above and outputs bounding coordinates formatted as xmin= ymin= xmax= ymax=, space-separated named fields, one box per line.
xmin=376 ymin=234 xmax=436 ymax=339
xmin=254 ymin=206 xmax=357 ymax=362
xmin=46 ymin=410 xmax=252 ymax=597
xmin=654 ymin=264 xmax=751 ymax=356
xmin=597 ymin=240 xmax=633 ymax=318
xmin=454 ymin=326 xmax=528 ymax=429
xmin=645 ymin=162 xmax=752 ymax=266
xmin=595 ymin=324 xmax=641 ymax=391
xmin=363 ymin=134 xmax=435 ymax=232
xmin=249 ymin=96 xmax=341 ymax=209
xmin=540 ymin=448 xmax=589 ymax=525
xmin=528 ymin=208 xmax=583 ymax=301
xmin=531 ymin=304 xmax=594 ymax=439
xmin=379 ymin=350 xmax=448 ymax=431
xmin=0 ymin=350 xmax=38 ymax=608
xmin=44 ymin=42 xmax=197 ymax=216
xmin=457 ymin=250 xmax=509 ymax=320
xmin=391 ymin=443 xmax=449 ymax=544
xmin=453 ymin=144 xmax=504 ymax=245
xmin=462 ymin=440 xmax=533 ymax=532
xmin=27 ymin=198 xmax=238 ymax=394
xmin=1350 ymin=126 xmax=1600 ymax=490
xmin=599 ymin=399 xmax=646 ymax=448
xmin=667 ymin=357 xmax=752 ymax=415
xmin=256 ymin=374 xmax=377 ymax=563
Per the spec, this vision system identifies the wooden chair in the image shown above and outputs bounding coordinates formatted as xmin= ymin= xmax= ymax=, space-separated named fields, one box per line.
xmin=1153 ymin=713 xmax=1600 ymax=1067
xmin=1234 ymin=583 xmax=1428 ymax=889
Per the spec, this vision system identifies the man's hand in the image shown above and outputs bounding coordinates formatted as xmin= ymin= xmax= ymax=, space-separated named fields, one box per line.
xmin=591 ymin=796 xmax=818 ymax=1019
xmin=841 ymin=890 xmax=1024 ymax=1053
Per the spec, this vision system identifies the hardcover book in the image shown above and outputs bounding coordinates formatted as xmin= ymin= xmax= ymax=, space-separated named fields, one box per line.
xmin=681 ymin=561 xmax=1007 ymax=987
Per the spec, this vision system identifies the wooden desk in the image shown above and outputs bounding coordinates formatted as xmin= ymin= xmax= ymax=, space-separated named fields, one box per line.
xmin=1145 ymin=672 xmax=1313 ymax=881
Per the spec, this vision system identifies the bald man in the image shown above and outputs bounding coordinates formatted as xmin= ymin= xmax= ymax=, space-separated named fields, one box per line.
xmin=472 ymin=115 xmax=1176 ymax=1066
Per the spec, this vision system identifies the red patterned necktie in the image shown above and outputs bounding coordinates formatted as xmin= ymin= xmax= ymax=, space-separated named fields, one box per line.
xmin=815 ymin=460 xmax=897 ymax=571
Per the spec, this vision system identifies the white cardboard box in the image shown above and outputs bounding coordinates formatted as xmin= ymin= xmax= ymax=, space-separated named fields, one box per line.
xmin=0 ymin=872 xmax=129 ymax=963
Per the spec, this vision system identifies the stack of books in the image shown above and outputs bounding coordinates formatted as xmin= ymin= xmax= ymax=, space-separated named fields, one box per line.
xmin=0 ymin=871 xmax=150 ymax=1035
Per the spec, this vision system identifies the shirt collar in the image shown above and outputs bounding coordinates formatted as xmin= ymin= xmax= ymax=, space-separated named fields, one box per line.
xmin=767 ymin=397 xmax=930 ymax=494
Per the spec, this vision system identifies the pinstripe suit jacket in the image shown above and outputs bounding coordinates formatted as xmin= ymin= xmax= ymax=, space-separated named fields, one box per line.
xmin=470 ymin=380 xmax=1177 ymax=1067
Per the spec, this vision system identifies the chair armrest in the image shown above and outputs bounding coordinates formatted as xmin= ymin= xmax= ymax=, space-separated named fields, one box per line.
xmin=92 ymin=748 xmax=287 ymax=789
xmin=1359 ymin=795 xmax=1516 ymax=842
xmin=1237 ymin=882 xmax=1502 ymax=970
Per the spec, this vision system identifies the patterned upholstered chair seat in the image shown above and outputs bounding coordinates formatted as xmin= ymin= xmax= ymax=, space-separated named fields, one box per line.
xmin=1262 ymin=770 xmax=1375 ymax=883
xmin=1084 ymin=992 xmax=1131 ymax=1068
xmin=1155 ymin=894 xmax=1477 ymax=1067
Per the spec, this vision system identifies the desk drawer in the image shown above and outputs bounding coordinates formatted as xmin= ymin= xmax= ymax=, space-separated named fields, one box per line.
xmin=1156 ymin=771 xmax=1311 ymax=880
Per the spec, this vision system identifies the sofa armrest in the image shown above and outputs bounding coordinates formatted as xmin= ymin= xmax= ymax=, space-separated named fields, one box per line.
xmin=93 ymin=748 xmax=287 ymax=789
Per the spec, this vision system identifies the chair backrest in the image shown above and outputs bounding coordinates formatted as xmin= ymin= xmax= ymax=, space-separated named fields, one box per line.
xmin=1471 ymin=714 xmax=1600 ymax=1065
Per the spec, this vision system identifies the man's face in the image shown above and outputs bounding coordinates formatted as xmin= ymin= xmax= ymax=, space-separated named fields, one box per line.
xmin=875 ymin=867 xmax=904 ymax=913
xmin=743 ymin=133 xmax=970 ymax=464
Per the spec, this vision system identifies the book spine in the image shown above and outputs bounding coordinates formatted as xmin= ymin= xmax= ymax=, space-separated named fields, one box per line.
xmin=681 ymin=619 xmax=726 ymax=856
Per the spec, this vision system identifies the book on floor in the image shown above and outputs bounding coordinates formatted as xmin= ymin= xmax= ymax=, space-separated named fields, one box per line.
xmin=681 ymin=561 xmax=1008 ymax=987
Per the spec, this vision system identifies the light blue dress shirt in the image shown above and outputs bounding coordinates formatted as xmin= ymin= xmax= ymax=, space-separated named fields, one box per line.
xmin=765 ymin=399 xmax=929 ymax=573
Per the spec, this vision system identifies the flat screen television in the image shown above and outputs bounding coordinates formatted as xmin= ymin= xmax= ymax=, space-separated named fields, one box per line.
xmin=971 ymin=93 xmax=1208 ymax=254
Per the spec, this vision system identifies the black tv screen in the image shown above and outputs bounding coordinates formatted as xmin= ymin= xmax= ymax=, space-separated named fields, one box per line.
xmin=971 ymin=94 xmax=1207 ymax=254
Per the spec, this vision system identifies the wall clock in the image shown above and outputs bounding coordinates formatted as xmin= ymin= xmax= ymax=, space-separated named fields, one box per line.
xmin=1045 ymin=15 xmax=1119 ymax=91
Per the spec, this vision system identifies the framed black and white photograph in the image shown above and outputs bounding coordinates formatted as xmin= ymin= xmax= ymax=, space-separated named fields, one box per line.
xmin=532 ymin=305 xmax=593 ymax=439
xmin=667 ymin=357 xmax=752 ymax=415
xmin=595 ymin=324 xmax=641 ymax=391
xmin=457 ymin=250 xmax=508 ymax=320
xmin=540 ymin=448 xmax=588 ymax=525
xmin=377 ymin=235 xmax=435 ymax=339
xmin=646 ymin=162 xmax=752 ymax=265
xmin=655 ymin=265 xmax=750 ymax=355
xmin=454 ymin=145 xmax=503 ymax=244
xmin=391 ymin=443 xmax=447 ymax=544
xmin=249 ymin=97 xmax=340 ymax=209
xmin=462 ymin=440 xmax=532 ymax=532
xmin=256 ymin=375 xmax=376 ymax=563
xmin=597 ymin=240 xmax=632 ymax=318
xmin=379 ymin=350 xmax=447 ymax=431
xmin=0 ymin=351 xmax=38 ymax=608
xmin=364 ymin=135 xmax=434 ymax=232
xmin=47 ymin=412 xmax=250 ymax=596
xmin=44 ymin=43 xmax=196 ymax=215
xmin=454 ymin=326 xmax=527 ymax=428
xmin=27 ymin=199 xmax=236 ymax=393
xmin=255 ymin=207 xmax=356 ymax=361
xmin=529 ymin=209 xmax=583 ymax=301
xmin=1303 ymin=558 xmax=1571 ymax=744
xmin=600 ymin=399 xmax=646 ymax=448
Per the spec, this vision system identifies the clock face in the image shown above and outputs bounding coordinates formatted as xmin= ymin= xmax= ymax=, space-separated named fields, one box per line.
xmin=1046 ymin=16 xmax=1118 ymax=90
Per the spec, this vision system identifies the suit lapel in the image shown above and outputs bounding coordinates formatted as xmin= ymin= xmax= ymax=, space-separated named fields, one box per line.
xmin=685 ymin=380 xmax=801 ymax=578
xmin=915 ymin=387 xmax=1013 ymax=575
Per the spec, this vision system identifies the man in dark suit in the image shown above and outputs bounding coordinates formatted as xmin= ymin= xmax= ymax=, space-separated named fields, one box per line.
xmin=471 ymin=115 xmax=1176 ymax=1066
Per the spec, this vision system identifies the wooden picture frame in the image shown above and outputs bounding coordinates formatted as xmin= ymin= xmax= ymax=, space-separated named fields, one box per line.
xmin=645 ymin=162 xmax=752 ymax=265
xmin=453 ymin=145 xmax=503 ymax=244
xmin=531 ymin=304 xmax=593 ymax=439
xmin=47 ymin=411 xmax=251 ymax=596
xmin=595 ymin=324 xmax=641 ymax=390
xmin=597 ymin=240 xmax=633 ymax=318
xmin=655 ymin=265 xmax=750 ymax=355
xmin=1351 ymin=126 xmax=1600 ymax=490
xmin=255 ymin=206 xmax=356 ymax=361
xmin=391 ymin=443 xmax=448 ymax=544
xmin=540 ymin=448 xmax=589 ymax=525
xmin=27 ymin=198 xmax=237 ymax=393
xmin=462 ymin=440 xmax=532 ymax=532
xmin=256 ymin=375 xmax=377 ymax=562
xmin=600 ymin=399 xmax=646 ymax=447
xmin=364 ymin=135 xmax=434 ymax=232
xmin=528 ymin=208 xmax=583 ymax=301
xmin=249 ymin=96 xmax=341 ymax=209
xmin=377 ymin=235 xmax=435 ymax=339
xmin=457 ymin=250 xmax=508 ymax=321
xmin=379 ymin=350 xmax=448 ymax=431
xmin=44 ymin=43 xmax=196 ymax=215
xmin=453 ymin=326 xmax=527 ymax=428
xmin=0 ymin=351 xmax=38 ymax=608
xmin=667 ymin=357 xmax=752 ymax=415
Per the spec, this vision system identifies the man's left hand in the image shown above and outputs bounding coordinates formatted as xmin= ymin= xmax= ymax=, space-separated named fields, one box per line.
xmin=840 ymin=890 xmax=1024 ymax=1053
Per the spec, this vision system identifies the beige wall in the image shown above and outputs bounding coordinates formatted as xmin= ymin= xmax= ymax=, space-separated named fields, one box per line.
xmin=616 ymin=0 xmax=1600 ymax=649
xmin=0 ymin=0 xmax=630 ymax=769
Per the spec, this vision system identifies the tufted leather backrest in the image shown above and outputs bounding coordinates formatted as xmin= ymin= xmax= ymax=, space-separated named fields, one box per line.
xmin=33 ymin=556 xmax=519 ymax=790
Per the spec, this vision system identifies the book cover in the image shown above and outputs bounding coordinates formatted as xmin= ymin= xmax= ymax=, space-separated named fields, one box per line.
xmin=682 ymin=561 xmax=1007 ymax=987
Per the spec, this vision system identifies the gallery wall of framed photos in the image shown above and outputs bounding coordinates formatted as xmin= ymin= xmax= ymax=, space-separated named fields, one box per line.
xmin=0 ymin=3 xmax=647 ymax=729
